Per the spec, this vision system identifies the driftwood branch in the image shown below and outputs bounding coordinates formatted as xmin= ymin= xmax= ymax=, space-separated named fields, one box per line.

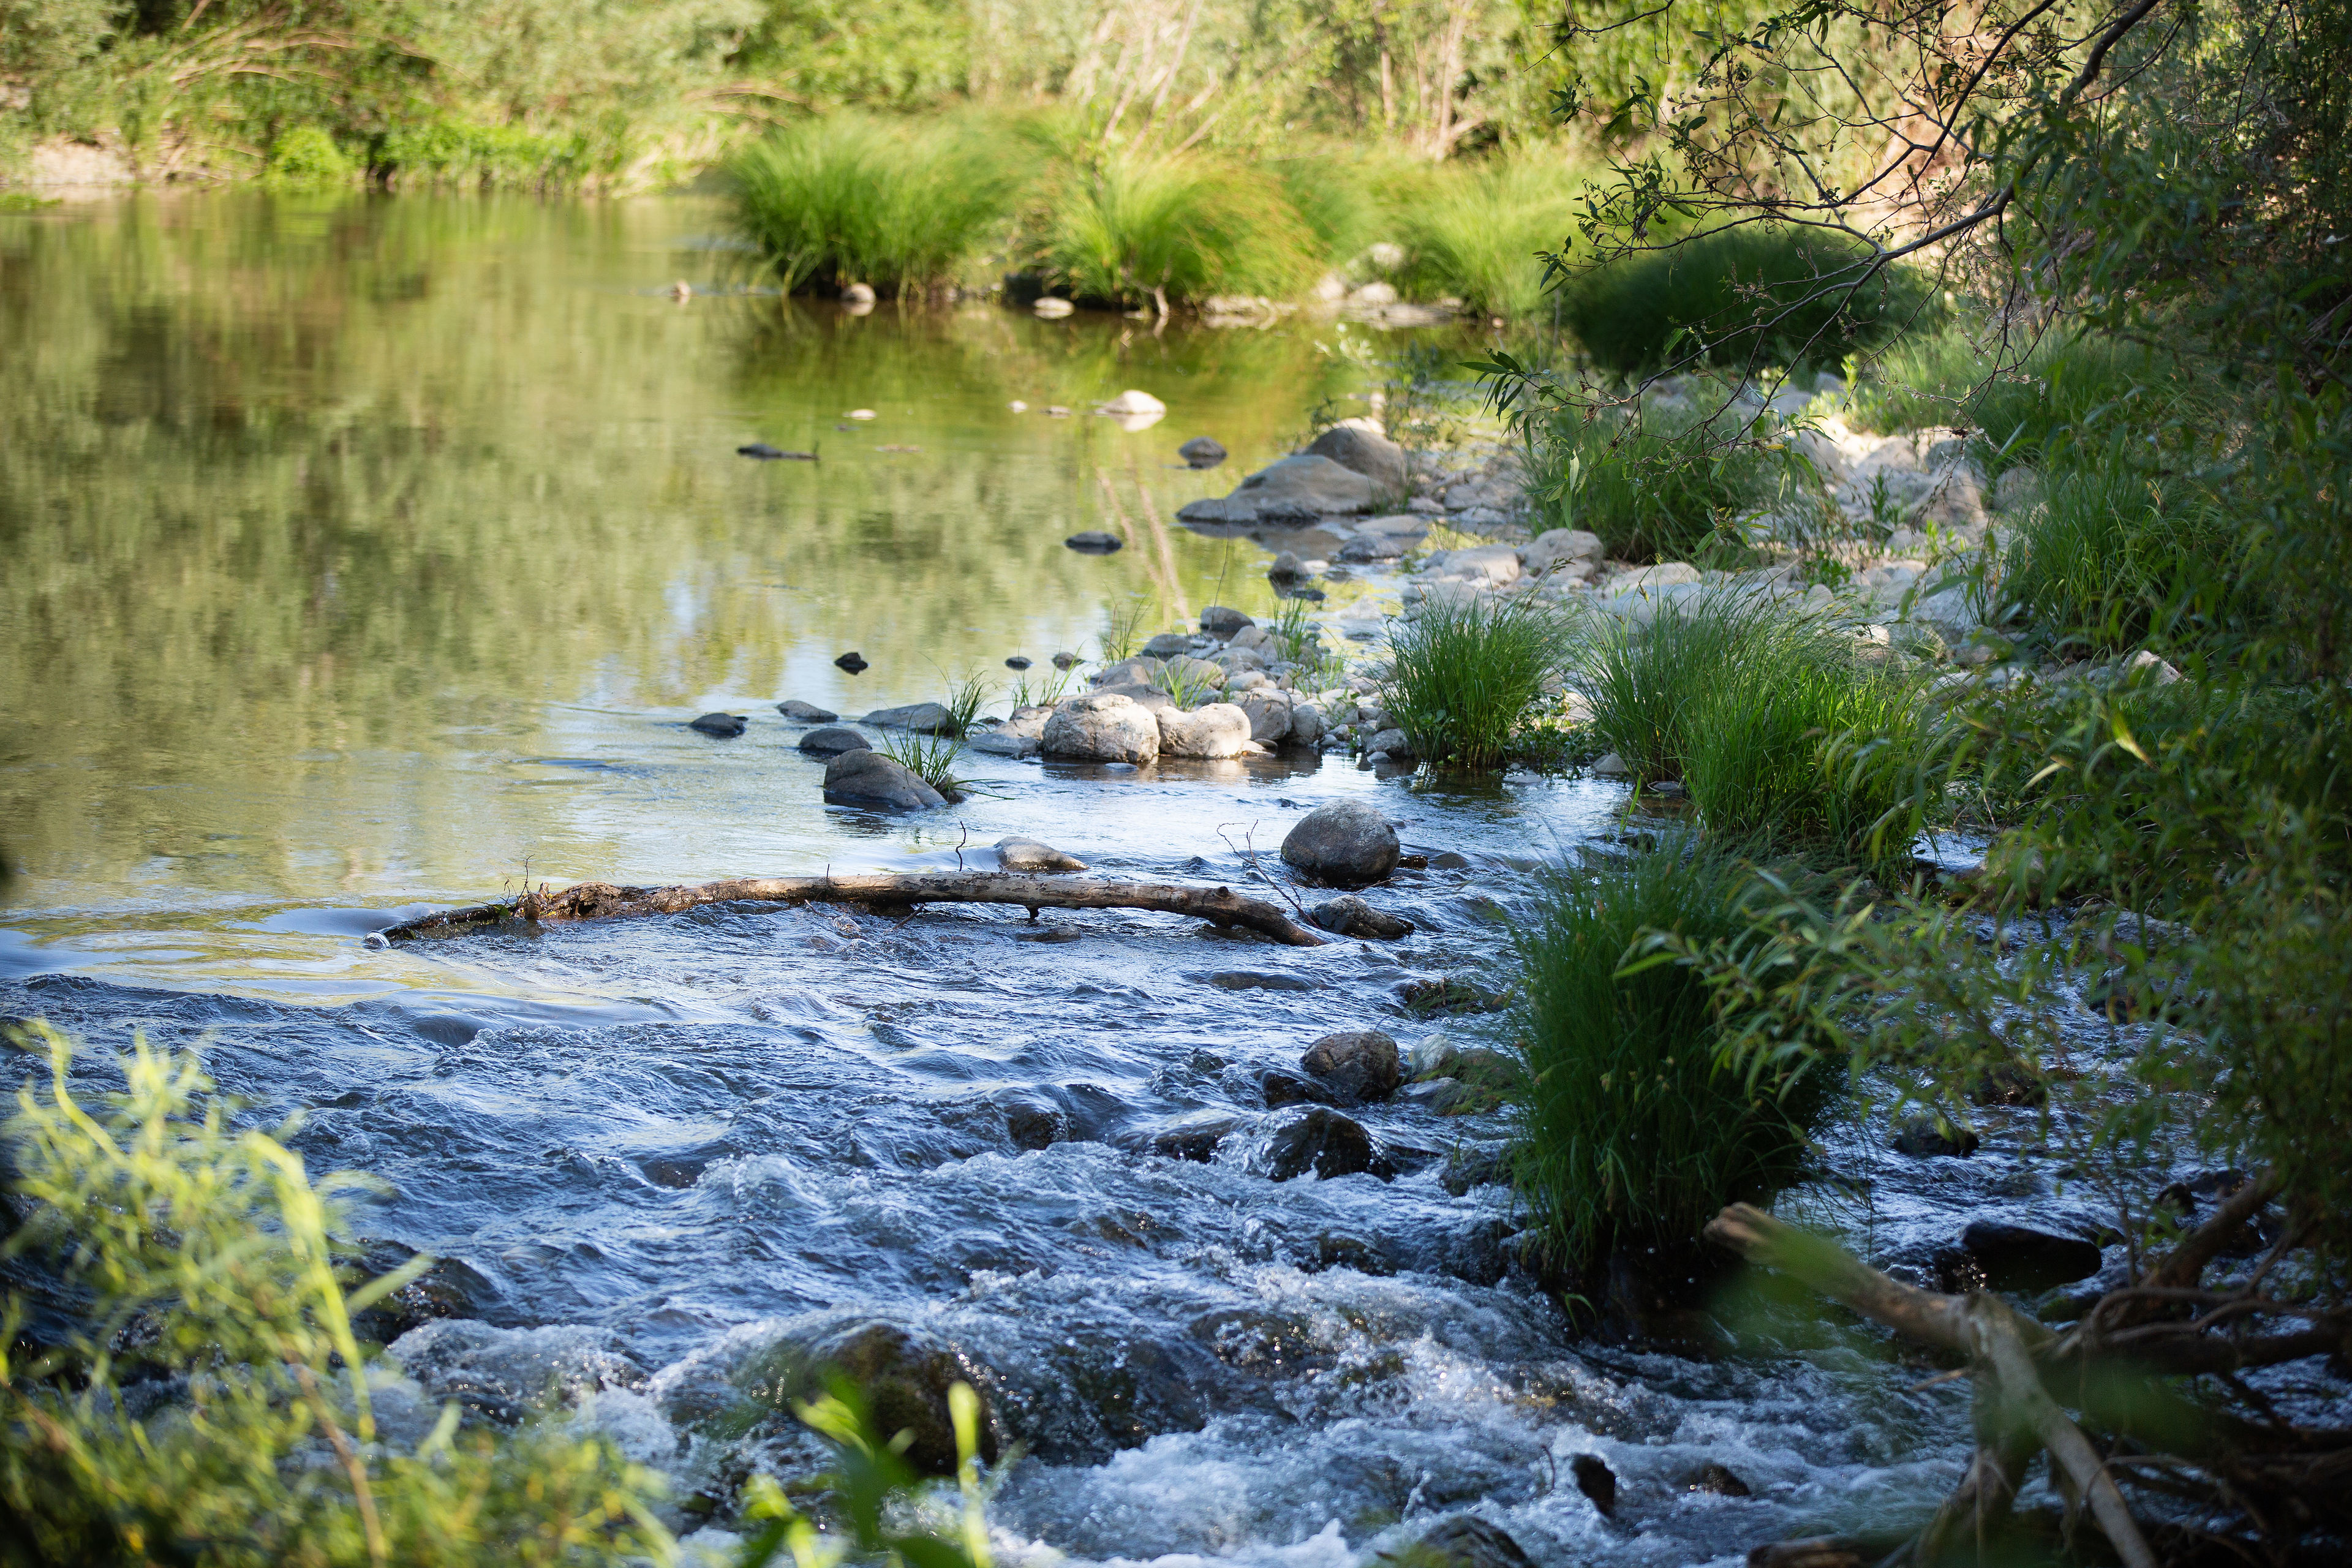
xmin=369 ymin=873 xmax=1327 ymax=948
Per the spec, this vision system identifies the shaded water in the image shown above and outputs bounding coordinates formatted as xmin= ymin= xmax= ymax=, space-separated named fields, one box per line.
xmin=1 ymin=192 xmax=1983 ymax=1565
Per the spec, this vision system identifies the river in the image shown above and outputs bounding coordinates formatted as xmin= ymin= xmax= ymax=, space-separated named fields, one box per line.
xmin=0 ymin=190 xmax=1981 ymax=1567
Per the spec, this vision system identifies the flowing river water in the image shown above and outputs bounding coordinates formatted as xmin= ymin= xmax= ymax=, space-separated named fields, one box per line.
xmin=0 ymin=191 xmax=2015 ymax=1565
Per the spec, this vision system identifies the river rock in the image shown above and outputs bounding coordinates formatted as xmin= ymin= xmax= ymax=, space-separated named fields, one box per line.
xmin=1306 ymin=420 xmax=1406 ymax=493
xmin=1051 ymin=651 xmax=1081 ymax=669
xmin=834 ymin=651 xmax=869 ymax=673
xmin=690 ymin=712 xmax=747 ymax=737
xmin=777 ymin=699 xmax=837 ymax=722
xmin=995 ymin=835 xmax=1086 ymax=872
xmin=1158 ymin=703 xmax=1252 ymax=758
xmin=1042 ymin=692 xmax=1160 ymax=763
xmin=1365 ymin=726 xmax=1411 ymax=758
xmin=1411 ymin=1516 xmax=1536 ymax=1568
xmin=1307 ymin=895 xmax=1412 ymax=940
xmin=1281 ymin=799 xmax=1400 ymax=886
xmin=733 ymin=1316 xmax=993 ymax=1475
xmin=1092 ymin=682 xmax=1175 ymax=712
xmin=1684 ymin=1461 xmax=1753 ymax=1497
xmin=968 ymin=729 xmax=1038 ymax=758
xmin=1946 ymin=1220 xmax=2105 ymax=1294
xmin=1065 ymin=531 xmax=1123 ymax=553
xmin=823 ymin=750 xmax=946 ymax=811
xmin=1098 ymin=389 xmax=1165 ymax=417
xmin=1005 ymin=655 xmax=1031 ymax=670
xmin=798 ymin=726 xmax=873 ymax=756
xmin=1260 ymin=1068 xmax=1338 ymax=1109
xmin=1254 ymin=1106 xmax=1380 ymax=1182
xmin=1142 ymin=631 xmax=1196 ymax=658
xmin=1146 ymin=1114 xmax=1242 ymax=1163
xmin=1521 ymin=528 xmax=1604 ymax=575
xmin=1158 ymin=654 xmax=1226 ymax=692
xmin=1232 ymin=691 xmax=1290 ymax=744
xmin=1300 ymin=1030 xmax=1403 ymax=1104
xmin=864 ymin=701 xmax=959 ymax=735
xmin=1180 ymin=436 xmax=1228 ymax=469
xmin=1177 ymin=454 xmax=1376 ymax=526
xmin=1891 ymin=1115 xmax=1980 ymax=1157
xmin=1200 ymin=605 xmax=1254 ymax=637
xmin=1573 ymin=1453 xmax=1618 ymax=1515
xmin=1288 ymin=704 xmax=1325 ymax=748
xmin=1093 ymin=656 xmax=1165 ymax=687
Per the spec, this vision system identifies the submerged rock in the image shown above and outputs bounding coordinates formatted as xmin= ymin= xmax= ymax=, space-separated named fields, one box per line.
xmin=1684 ymin=1461 xmax=1754 ymax=1497
xmin=1259 ymin=1068 xmax=1338 ymax=1109
xmin=822 ymin=750 xmax=946 ymax=812
xmin=731 ymin=1316 xmax=994 ymax=1476
xmin=1065 ymin=531 xmax=1124 ymax=553
xmin=1300 ymin=1030 xmax=1403 ymax=1104
xmin=1179 ymin=435 xmax=1227 ymax=469
xmin=1307 ymin=894 xmax=1413 ymax=940
xmin=689 ymin=712 xmax=747 ymax=737
xmin=1042 ymin=692 xmax=1159 ymax=763
xmin=1891 ymin=1115 xmax=1981 ymax=1157
xmin=777 ymin=699 xmax=837 ymax=722
xmin=996 ymin=835 xmax=1086 ymax=873
xmin=1412 ymin=1516 xmax=1536 ymax=1568
xmin=797 ymin=726 xmax=872 ymax=757
xmin=1254 ymin=1105 xmax=1381 ymax=1182
xmin=1946 ymin=1220 xmax=2105 ymax=1294
xmin=1281 ymin=799 xmax=1400 ymax=886
xmin=1177 ymin=454 xmax=1376 ymax=526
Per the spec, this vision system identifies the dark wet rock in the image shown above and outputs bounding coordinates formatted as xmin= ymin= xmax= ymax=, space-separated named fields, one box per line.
xmin=1971 ymin=1062 xmax=2046 ymax=1107
xmin=1144 ymin=1114 xmax=1243 ymax=1163
xmin=798 ymin=725 xmax=872 ymax=757
xmin=733 ymin=1315 xmax=995 ymax=1475
xmin=1179 ymin=435 xmax=1227 ymax=469
xmin=1307 ymin=894 xmax=1413 ymax=940
xmin=1427 ymin=850 xmax=1472 ymax=870
xmin=689 ymin=712 xmax=746 ymax=737
xmin=1572 ymin=1453 xmax=1618 ymax=1516
xmin=777 ymin=699 xmax=837 ymax=722
xmin=1142 ymin=631 xmax=1197 ymax=658
xmin=1200 ymin=605 xmax=1254 ymax=638
xmin=1188 ymin=1049 xmax=1228 ymax=1073
xmin=823 ymin=750 xmax=947 ymax=812
xmin=1891 ymin=1115 xmax=1980 ymax=1157
xmin=1306 ymin=421 xmax=1408 ymax=494
xmin=1197 ymin=970 xmax=1320 ymax=992
xmin=389 ymin=1319 xmax=647 ymax=1426
xmin=1305 ymin=1231 xmax=1392 ymax=1275
xmin=1943 ymin=1221 xmax=2105 ymax=1294
xmin=1042 ymin=692 xmax=1160 ymax=763
xmin=1178 ymin=454 xmax=1376 ymax=526
xmin=834 ymin=651 xmax=869 ymax=673
xmin=1005 ymin=1102 xmax=1066 ymax=1149
xmin=863 ymin=701 xmax=958 ymax=735
xmin=1268 ymin=551 xmax=1305 ymax=580
xmin=1684 ymin=1461 xmax=1753 ymax=1497
xmin=995 ymin=835 xmax=1085 ymax=872
xmin=1411 ymin=1516 xmax=1536 ymax=1568
xmin=2157 ymin=1169 xmax=2272 ymax=1256
xmin=1065 ymin=530 xmax=1124 ymax=553
xmin=350 ymin=1243 xmax=486 ymax=1345
xmin=1280 ymin=799 xmax=1400 ymax=887
xmin=1261 ymin=1068 xmax=1339 ymax=1109
xmin=1440 ymin=1145 xmax=1509 ymax=1197
xmin=1005 ymin=655 xmax=1033 ymax=669
xmin=1585 ymin=1238 xmax=1737 ymax=1352
xmin=1051 ymin=650 xmax=1081 ymax=669
xmin=970 ymin=729 xmax=1039 ymax=758
xmin=1396 ymin=977 xmax=1509 ymax=1017
xmin=1301 ymin=1030 xmax=1403 ymax=1104
xmin=1254 ymin=1105 xmax=1384 ymax=1182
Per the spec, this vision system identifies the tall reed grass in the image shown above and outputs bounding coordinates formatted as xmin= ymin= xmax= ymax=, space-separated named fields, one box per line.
xmin=1562 ymin=227 xmax=1931 ymax=375
xmin=732 ymin=116 xmax=1020 ymax=296
xmin=1848 ymin=327 xmax=2190 ymax=467
xmin=1999 ymin=462 xmax=2252 ymax=657
xmin=1509 ymin=841 xmax=1836 ymax=1276
xmin=1395 ymin=153 xmax=1594 ymax=317
xmin=1382 ymin=594 xmax=1574 ymax=769
xmin=1526 ymin=404 xmax=1800 ymax=564
xmin=1041 ymin=148 xmax=1318 ymax=309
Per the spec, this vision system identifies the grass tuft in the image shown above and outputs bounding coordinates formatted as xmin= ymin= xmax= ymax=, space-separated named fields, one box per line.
xmin=1039 ymin=148 xmax=1318 ymax=309
xmin=1526 ymin=402 xmax=1804 ymax=565
xmin=1381 ymin=594 xmax=1573 ymax=770
xmin=732 ymin=115 xmax=1019 ymax=296
xmin=1509 ymin=840 xmax=1836 ymax=1276
xmin=1394 ymin=151 xmax=1594 ymax=317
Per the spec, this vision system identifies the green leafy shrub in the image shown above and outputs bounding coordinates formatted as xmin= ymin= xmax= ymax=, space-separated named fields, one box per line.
xmin=0 ymin=1024 xmax=671 ymax=1567
xmin=263 ymin=126 xmax=352 ymax=187
xmin=1527 ymin=403 xmax=1801 ymax=564
xmin=1381 ymin=593 xmax=1572 ymax=770
xmin=1509 ymin=841 xmax=1836 ymax=1277
xmin=378 ymin=119 xmax=588 ymax=190
xmin=733 ymin=115 xmax=1020 ymax=296
xmin=1039 ymin=148 xmax=1317 ymax=309
xmin=1562 ymin=226 xmax=1932 ymax=375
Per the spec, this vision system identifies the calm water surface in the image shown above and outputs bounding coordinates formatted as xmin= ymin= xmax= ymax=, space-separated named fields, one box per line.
xmin=0 ymin=192 xmax=1978 ymax=1567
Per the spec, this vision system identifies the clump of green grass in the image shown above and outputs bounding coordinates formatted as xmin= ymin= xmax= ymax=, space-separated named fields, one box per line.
xmin=1040 ymin=148 xmax=1318 ymax=309
xmin=1509 ymin=840 xmax=1836 ymax=1278
xmin=1562 ymin=226 xmax=1932 ymax=375
xmin=1007 ymin=664 xmax=1075 ymax=710
xmin=1847 ymin=326 xmax=2188 ymax=470
xmin=1099 ymin=596 xmax=1152 ymax=662
xmin=0 ymin=1023 xmax=671 ymax=1567
xmin=1527 ymin=403 xmax=1802 ymax=564
xmin=1382 ymin=594 xmax=1573 ymax=770
xmin=876 ymin=674 xmax=987 ymax=799
xmin=1267 ymin=597 xmax=1322 ymax=664
xmin=1574 ymin=594 xmax=1767 ymax=783
xmin=1151 ymin=658 xmax=1220 ymax=708
xmin=1999 ymin=462 xmax=2253 ymax=658
xmin=379 ymin=118 xmax=588 ymax=190
xmin=1394 ymin=151 xmax=1594 ymax=317
xmin=733 ymin=115 xmax=1019 ymax=296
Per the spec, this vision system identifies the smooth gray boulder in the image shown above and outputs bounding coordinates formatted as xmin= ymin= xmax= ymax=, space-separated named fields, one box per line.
xmin=776 ymin=699 xmax=837 ymax=722
xmin=1301 ymin=1030 xmax=1404 ymax=1104
xmin=798 ymin=726 xmax=872 ymax=756
xmin=1177 ymin=454 xmax=1376 ymax=526
xmin=1157 ymin=703 xmax=1252 ymax=758
xmin=1179 ymin=435 xmax=1227 ymax=468
xmin=1520 ymin=529 xmax=1603 ymax=575
xmin=822 ymin=749 xmax=946 ymax=811
xmin=690 ymin=712 xmax=747 ymax=737
xmin=1306 ymin=420 xmax=1407 ymax=494
xmin=1141 ymin=631 xmax=1196 ymax=658
xmin=1042 ymin=692 xmax=1161 ymax=763
xmin=995 ymin=835 xmax=1086 ymax=872
xmin=1281 ymin=799 xmax=1400 ymax=886
xmin=1235 ymin=691 xmax=1292 ymax=744
xmin=862 ymin=701 xmax=959 ymax=735
xmin=1200 ymin=605 xmax=1254 ymax=636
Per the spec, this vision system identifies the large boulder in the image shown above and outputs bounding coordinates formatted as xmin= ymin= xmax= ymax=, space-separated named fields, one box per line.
xmin=1301 ymin=1030 xmax=1404 ymax=1104
xmin=1521 ymin=529 xmax=1603 ymax=575
xmin=996 ymin=835 xmax=1086 ymax=872
xmin=1200 ymin=605 xmax=1254 ymax=637
xmin=823 ymin=750 xmax=946 ymax=811
xmin=1235 ymin=691 xmax=1293 ymax=744
xmin=731 ymin=1316 xmax=994 ymax=1476
xmin=1157 ymin=703 xmax=1253 ymax=758
xmin=1251 ymin=1106 xmax=1381 ymax=1182
xmin=1306 ymin=420 xmax=1407 ymax=494
xmin=862 ymin=701 xmax=958 ymax=734
xmin=1280 ymin=799 xmax=1400 ymax=886
xmin=1177 ymin=454 xmax=1375 ymax=526
xmin=1042 ymin=692 xmax=1161 ymax=763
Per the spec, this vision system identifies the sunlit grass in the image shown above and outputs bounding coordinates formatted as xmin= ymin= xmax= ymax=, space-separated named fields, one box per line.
xmin=1382 ymin=594 xmax=1574 ymax=770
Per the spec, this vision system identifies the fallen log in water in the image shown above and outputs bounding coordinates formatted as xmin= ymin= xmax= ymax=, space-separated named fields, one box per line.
xmin=368 ymin=872 xmax=1327 ymax=948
